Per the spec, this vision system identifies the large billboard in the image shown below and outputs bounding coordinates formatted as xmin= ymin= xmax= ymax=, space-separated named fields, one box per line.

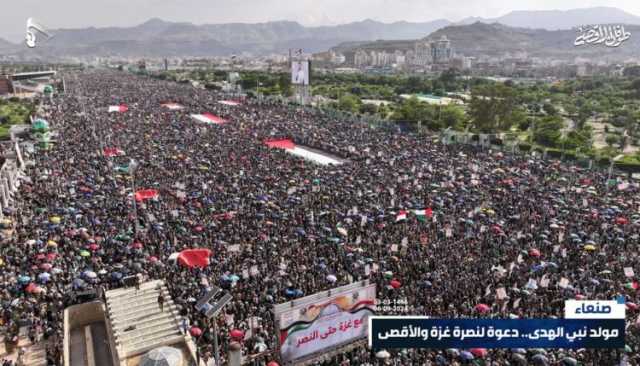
xmin=273 ymin=281 xmax=376 ymax=364
xmin=291 ymin=60 xmax=310 ymax=85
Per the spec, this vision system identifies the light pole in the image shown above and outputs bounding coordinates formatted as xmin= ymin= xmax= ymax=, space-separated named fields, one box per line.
xmin=129 ymin=159 xmax=139 ymax=236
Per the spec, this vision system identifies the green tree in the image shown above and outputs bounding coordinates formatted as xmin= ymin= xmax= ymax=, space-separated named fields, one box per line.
xmin=338 ymin=94 xmax=361 ymax=113
xmin=532 ymin=116 xmax=564 ymax=147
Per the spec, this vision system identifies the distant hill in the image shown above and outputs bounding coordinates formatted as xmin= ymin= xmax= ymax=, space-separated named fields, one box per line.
xmin=335 ymin=22 xmax=640 ymax=61
xmin=0 ymin=38 xmax=15 ymax=50
xmin=456 ymin=7 xmax=640 ymax=30
xmin=5 ymin=18 xmax=451 ymax=59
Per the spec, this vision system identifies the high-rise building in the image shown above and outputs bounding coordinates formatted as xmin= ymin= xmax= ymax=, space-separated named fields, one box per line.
xmin=431 ymin=35 xmax=453 ymax=64
xmin=413 ymin=41 xmax=432 ymax=66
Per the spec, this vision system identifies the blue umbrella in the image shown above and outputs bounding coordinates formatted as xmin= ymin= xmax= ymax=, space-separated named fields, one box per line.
xmin=460 ymin=351 xmax=474 ymax=360
xmin=285 ymin=288 xmax=295 ymax=297
xmin=111 ymin=272 xmax=123 ymax=280
xmin=18 ymin=275 xmax=31 ymax=285
xmin=72 ymin=278 xmax=86 ymax=289
xmin=38 ymin=273 xmax=51 ymax=283
xmin=293 ymin=289 xmax=304 ymax=297
xmin=229 ymin=274 xmax=240 ymax=282
xmin=296 ymin=228 xmax=306 ymax=236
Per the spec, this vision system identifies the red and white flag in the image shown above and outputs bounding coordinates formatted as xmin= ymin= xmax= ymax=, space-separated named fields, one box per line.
xmin=161 ymin=103 xmax=184 ymax=110
xmin=191 ymin=113 xmax=227 ymax=125
xmin=218 ymin=100 xmax=241 ymax=106
xmin=108 ymin=104 xmax=128 ymax=113
xmin=103 ymin=147 xmax=125 ymax=157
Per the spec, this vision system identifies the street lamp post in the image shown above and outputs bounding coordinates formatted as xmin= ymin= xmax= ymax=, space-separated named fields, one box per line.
xmin=129 ymin=159 xmax=139 ymax=236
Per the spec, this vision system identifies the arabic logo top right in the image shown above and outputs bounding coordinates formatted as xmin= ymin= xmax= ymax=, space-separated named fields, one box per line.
xmin=574 ymin=25 xmax=631 ymax=48
xmin=565 ymin=300 xmax=626 ymax=319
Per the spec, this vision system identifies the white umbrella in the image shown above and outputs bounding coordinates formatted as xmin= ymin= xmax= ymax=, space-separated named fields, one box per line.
xmin=326 ymin=274 xmax=337 ymax=283
xmin=140 ymin=346 xmax=183 ymax=366
xmin=376 ymin=350 xmax=391 ymax=359
xmin=168 ymin=252 xmax=180 ymax=261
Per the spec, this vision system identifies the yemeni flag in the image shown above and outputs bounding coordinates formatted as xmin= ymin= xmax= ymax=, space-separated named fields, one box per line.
xmin=108 ymin=104 xmax=128 ymax=113
xmin=191 ymin=113 xmax=227 ymax=125
xmin=414 ymin=208 xmax=433 ymax=222
xmin=395 ymin=210 xmax=407 ymax=222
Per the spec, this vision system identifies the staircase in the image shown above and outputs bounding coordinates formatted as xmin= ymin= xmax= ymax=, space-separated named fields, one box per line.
xmin=0 ymin=327 xmax=47 ymax=366
xmin=105 ymin=280 xmax=186 ymax=359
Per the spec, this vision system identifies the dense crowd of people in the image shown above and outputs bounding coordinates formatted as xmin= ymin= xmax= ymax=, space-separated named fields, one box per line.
xmin=1 ymin=70 xmax=639 ymax=365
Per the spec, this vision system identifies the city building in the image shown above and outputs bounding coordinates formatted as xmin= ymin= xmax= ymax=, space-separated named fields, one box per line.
xmin=431 ymin=36 xmax=453 ymax=64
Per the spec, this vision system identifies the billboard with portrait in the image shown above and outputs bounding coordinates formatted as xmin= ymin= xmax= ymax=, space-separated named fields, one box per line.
xmin=291 ymin=60 xmax=310 ymax=85
xmin=273 ymin=281 xmax=376 ymax=363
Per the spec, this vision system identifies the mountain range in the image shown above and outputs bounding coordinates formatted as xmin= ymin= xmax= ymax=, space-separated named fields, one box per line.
xmin=457 ymin=6 xmax=640 ymax=30
xmin=0 ymin=7 xmax=639 ymax=59
xmin=335 ymin=22 xmax=640 ymax=61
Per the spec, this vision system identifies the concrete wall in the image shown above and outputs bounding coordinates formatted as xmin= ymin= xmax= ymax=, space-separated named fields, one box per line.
xmin=63 ymin=301 xmax=108 ymax=366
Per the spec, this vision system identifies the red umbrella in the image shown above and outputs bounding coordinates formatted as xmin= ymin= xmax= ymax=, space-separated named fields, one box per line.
xmin=88 ymin=244 xmax=100 ymax=251
xmin=35 ymin=253 xmax=46 ymax=261
xmin=40 ymin=263 xmax=52 ymax=271
xmin=528 ymin=249 xmax=541 ymax=258
xmin=475 ymin=303 xmax=490 ymax=313
xmin=148 ymin=256 xmax=158 ymax=263
xmin=189 ymin=326 xmax=202 ymax=337
xmin=194 ymin=226 xmax=204 ymax=232
xmin=470 ymin=348 xmax=487 ymax=358
xmin=390 ymin=279 xmax=402 ymax=289
xmin=616 ymin=217 xmax=629 ymax=225
xmin=230 ymin=329 xmax=244 ymax=340
xmin=267 ymin=362 xmax=279 ymax=366
xmin=25 ymin=283 xmax=41 ymax=294
xmin=575 ymin=294 xmax=586 ymax=300
xmin=130 ymin=242 xmax=143 ymax=249
xmin=46 ymin=253 xmax=57 ymax=261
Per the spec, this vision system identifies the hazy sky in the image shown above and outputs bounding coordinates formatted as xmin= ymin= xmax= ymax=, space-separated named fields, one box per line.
xmin=2 ymin=0 xmax=640 ymax=41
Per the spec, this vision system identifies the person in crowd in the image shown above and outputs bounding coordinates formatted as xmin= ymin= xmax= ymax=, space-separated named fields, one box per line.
xmin=0 ymin=70 xmax=637 ymax=365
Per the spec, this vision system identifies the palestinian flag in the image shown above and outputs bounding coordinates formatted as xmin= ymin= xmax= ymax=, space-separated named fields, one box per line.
xmin=108 ymin=104 xmax=128 ymax=113
xmin=191 ymin=113 xmax=227 ymax=125
xmin=625 ymin=281 xmax=640 ymax=290
xmin=395 ymin=210 xmax=407 ymax=222
xmin=414 ymin=208 xmax=433 ymax=222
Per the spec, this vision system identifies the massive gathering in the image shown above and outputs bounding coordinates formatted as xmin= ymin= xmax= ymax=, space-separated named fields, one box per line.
xmin=1 ymin=70 xmax=639 ymax=365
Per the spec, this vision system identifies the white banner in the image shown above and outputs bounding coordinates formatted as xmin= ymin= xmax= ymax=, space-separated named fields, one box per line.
xmin=275 ymin=283 xmax=375 ymax=363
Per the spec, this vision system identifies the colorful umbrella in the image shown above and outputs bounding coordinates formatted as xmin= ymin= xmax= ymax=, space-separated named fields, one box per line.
xmin=189 ymin=326 xmax=202 ymax=337
xmin=475 ymin=303 xmax=491 ymax=313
